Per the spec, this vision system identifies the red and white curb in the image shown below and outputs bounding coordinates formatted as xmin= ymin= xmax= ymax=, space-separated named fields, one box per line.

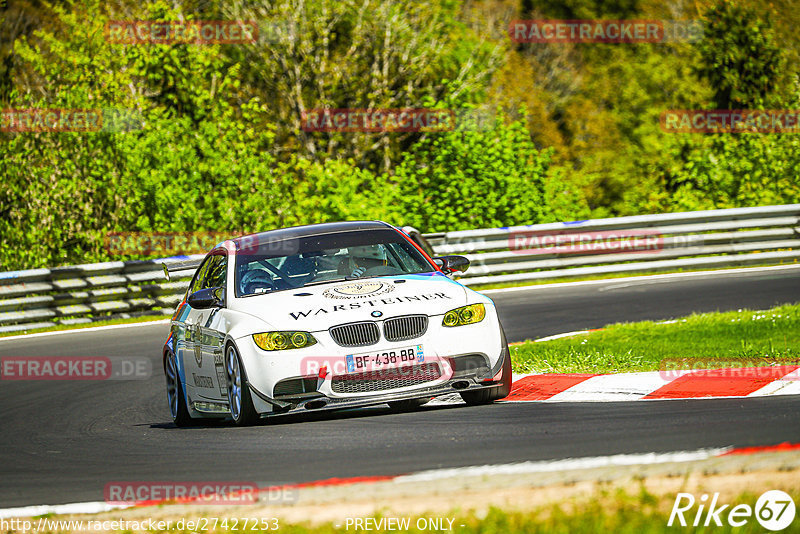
xmin=505 ymin=365 xmax=800 ymax=402
xmin=2 ymin=444 xmax=798 ymax=519
xmin=428 ymin=366 xmax=800 ymax=405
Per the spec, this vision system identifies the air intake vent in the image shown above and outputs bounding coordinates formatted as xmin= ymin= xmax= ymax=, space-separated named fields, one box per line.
xmin=331 ymin=363 xmax=441 ymax=393
xmin=383 ymin=315 xmax=428 ymax=342
xmin=329 ymin=321 xmax=380 ymax=347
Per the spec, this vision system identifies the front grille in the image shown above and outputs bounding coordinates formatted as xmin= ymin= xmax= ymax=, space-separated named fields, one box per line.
xmin=331 ymin=363 xmax=441 ymax=394
xmin=383 ymin=315 xmax=428 ymax=342
xmin=329 ymin=321 xmax=380 ymax=347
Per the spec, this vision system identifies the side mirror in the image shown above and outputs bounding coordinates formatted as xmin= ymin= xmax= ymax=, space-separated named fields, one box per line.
xmin=433 ymin=255 xmax=470 ymax=275
xmin=187 ymin=287 xmax=225 ymax=309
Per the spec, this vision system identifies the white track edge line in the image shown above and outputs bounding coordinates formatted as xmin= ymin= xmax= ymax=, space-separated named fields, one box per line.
xmin=392 ymin=448 xmax=732 ymax=483
xmin=0 ymin=448 xmax=732 ymax=519
xmin=533 ymin=330 xmax=590 ymax=342
xmin=0 ymin=320 xmax=171 ymax=342
xmin=0 ymin=502 xmax=130 ymax=520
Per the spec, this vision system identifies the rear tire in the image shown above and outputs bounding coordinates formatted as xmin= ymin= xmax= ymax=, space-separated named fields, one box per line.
xmin=225 ymin=344 xmax=259 ymax=426
xmin=459 ymin=327 xmax=512 ymax=405
xmin=165 ymin=350 xmax=194 ymax=427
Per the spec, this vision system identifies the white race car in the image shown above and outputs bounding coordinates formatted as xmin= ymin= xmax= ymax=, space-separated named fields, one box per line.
xmin=163 ymin=221 xmax=511 ymax=426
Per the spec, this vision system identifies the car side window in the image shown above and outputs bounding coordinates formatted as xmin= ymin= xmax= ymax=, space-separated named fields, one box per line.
xmin=189 ymin=253 xmax=227 ymax=294
xmin=189 ymin=258 xmax=211 ymax=294
xmin=203 ymin=254 xmax=227 ymax=289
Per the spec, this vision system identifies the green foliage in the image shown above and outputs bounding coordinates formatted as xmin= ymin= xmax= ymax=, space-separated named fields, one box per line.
xmin=222 ymin=0 xmax=500 ymax=172
xmin=273 ymin=158 xmax=394 ymax=227
xmin=695 ymin=1 xmax=787 ymax=109
xmin=0 ymin=0 xmax=277 ymax=269
xmin=640 ymin=1 xmax=800 ymax=212
xmin=391 ymin=112 xmax=556 ymax=231
xmin=2 ymin=0 xmax=800 ymax=270
xmin=655 ymin=133 xmax=800 ymax=211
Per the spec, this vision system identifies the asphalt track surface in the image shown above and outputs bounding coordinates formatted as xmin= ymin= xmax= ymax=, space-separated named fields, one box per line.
xmin=1 ymin=267 xmax=799 ymax=508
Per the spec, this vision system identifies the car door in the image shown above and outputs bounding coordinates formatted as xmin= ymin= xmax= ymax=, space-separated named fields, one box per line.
xmin=181 ymin=252 xmax=228 ymax=404
xmin=198 ymin=254 xmax=229 ymax=403
xmin=172 ymin=255 xmax=209 ymax=401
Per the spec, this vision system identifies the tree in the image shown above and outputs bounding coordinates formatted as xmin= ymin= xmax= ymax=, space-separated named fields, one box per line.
xmin=222 ymin=0 xmax=501 ymax=172
xmin=0 ymin=0 xmax=279 ymax=269
xmin=695 ymin=1 xmax=786 ymax=109
xmin=390 ymin=111 xmax=561 ymax=231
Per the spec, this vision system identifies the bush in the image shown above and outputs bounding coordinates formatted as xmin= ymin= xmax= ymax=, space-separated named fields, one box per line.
xmin=389 ymin=113 xmax=561 ymax=231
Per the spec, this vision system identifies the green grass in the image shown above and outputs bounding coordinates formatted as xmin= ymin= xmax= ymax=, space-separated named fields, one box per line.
xmin=511 ymin=303 xmax=800 ymax=374
xmin=0 ymin=314 xmax=170 ymax=338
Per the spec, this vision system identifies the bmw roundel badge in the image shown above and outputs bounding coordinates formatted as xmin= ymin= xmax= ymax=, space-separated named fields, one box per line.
xmin=371 ymin=310 xmax=383 ymax=318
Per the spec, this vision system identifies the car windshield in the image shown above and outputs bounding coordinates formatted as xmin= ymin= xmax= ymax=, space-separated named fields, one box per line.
xmin=234 ymin=229 xmax=434 ymax=297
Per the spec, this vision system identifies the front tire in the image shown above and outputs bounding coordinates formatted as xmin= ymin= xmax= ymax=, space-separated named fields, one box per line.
xmin=225 ymin=343 xmax=259 ymax=426
xmin=165 ymin=350 xmax=193 ymax=427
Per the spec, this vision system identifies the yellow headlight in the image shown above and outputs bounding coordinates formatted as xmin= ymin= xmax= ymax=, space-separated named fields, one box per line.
xmin=253 ymin=331 xmax=317 ymax=351
xmin=443 ymin=310 xmax=460 ymax=327
xmin=441 ymin=304 xmax=486 ymax=327
xmin=291 ymin=332 xmax=308 ymax=347
xmin=271 ymin=332 xmax=289 ymax=350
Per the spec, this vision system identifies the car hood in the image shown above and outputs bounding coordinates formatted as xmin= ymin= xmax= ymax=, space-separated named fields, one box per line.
xmin=230 ymin=273 xmax=470 ymax=331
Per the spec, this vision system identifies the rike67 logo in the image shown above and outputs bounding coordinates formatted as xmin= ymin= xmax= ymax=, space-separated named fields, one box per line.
xmin=669 ymin=490 xmax=796 ymax=531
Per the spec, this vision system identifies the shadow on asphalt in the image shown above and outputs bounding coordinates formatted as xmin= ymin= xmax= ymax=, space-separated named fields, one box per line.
xmin=145 ymin=401 xmax=473 ymax=430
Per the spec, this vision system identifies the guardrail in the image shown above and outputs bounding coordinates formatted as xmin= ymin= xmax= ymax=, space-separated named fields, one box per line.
xmin=1 ymin=204 xmax=798 ymax=333
xmin=429 ymin=203 xmax=800 ymax=286
xmin=0 ymin=256 xmax=203 ymax=333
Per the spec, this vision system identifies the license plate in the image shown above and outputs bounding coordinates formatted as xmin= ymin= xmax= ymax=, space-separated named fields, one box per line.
xmin=346 ymin=345 xmax=424 ymax=373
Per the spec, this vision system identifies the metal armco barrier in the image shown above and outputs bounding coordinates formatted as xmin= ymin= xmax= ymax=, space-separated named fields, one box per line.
xmin=431 ymin=204 xmax=800 ymax=285
xmin=1 ymin=205 xmax=799 ymax=333
xmin=0 ymin=256 xmax=203 ymax=333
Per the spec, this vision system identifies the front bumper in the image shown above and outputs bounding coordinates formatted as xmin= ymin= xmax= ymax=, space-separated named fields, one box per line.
xmin=229 ymin=306 xmax=506 ymax=417
xmin=247 ymin=365 xmax=505 ymax=418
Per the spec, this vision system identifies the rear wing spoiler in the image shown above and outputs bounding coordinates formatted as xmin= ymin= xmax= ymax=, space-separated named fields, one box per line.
xmin=159 ymin=256 xmax=204 ymax=281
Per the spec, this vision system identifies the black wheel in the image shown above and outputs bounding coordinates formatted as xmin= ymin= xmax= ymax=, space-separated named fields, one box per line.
xmin=225 ymin=343 xmax=259 ymax=426
xmin=460 ymin=327 xmax=512 ymax=405
xmin=388 ymin=398 xmax=430 ymax=411
xmin=165 ymin=350 xmax=194 ymax=427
